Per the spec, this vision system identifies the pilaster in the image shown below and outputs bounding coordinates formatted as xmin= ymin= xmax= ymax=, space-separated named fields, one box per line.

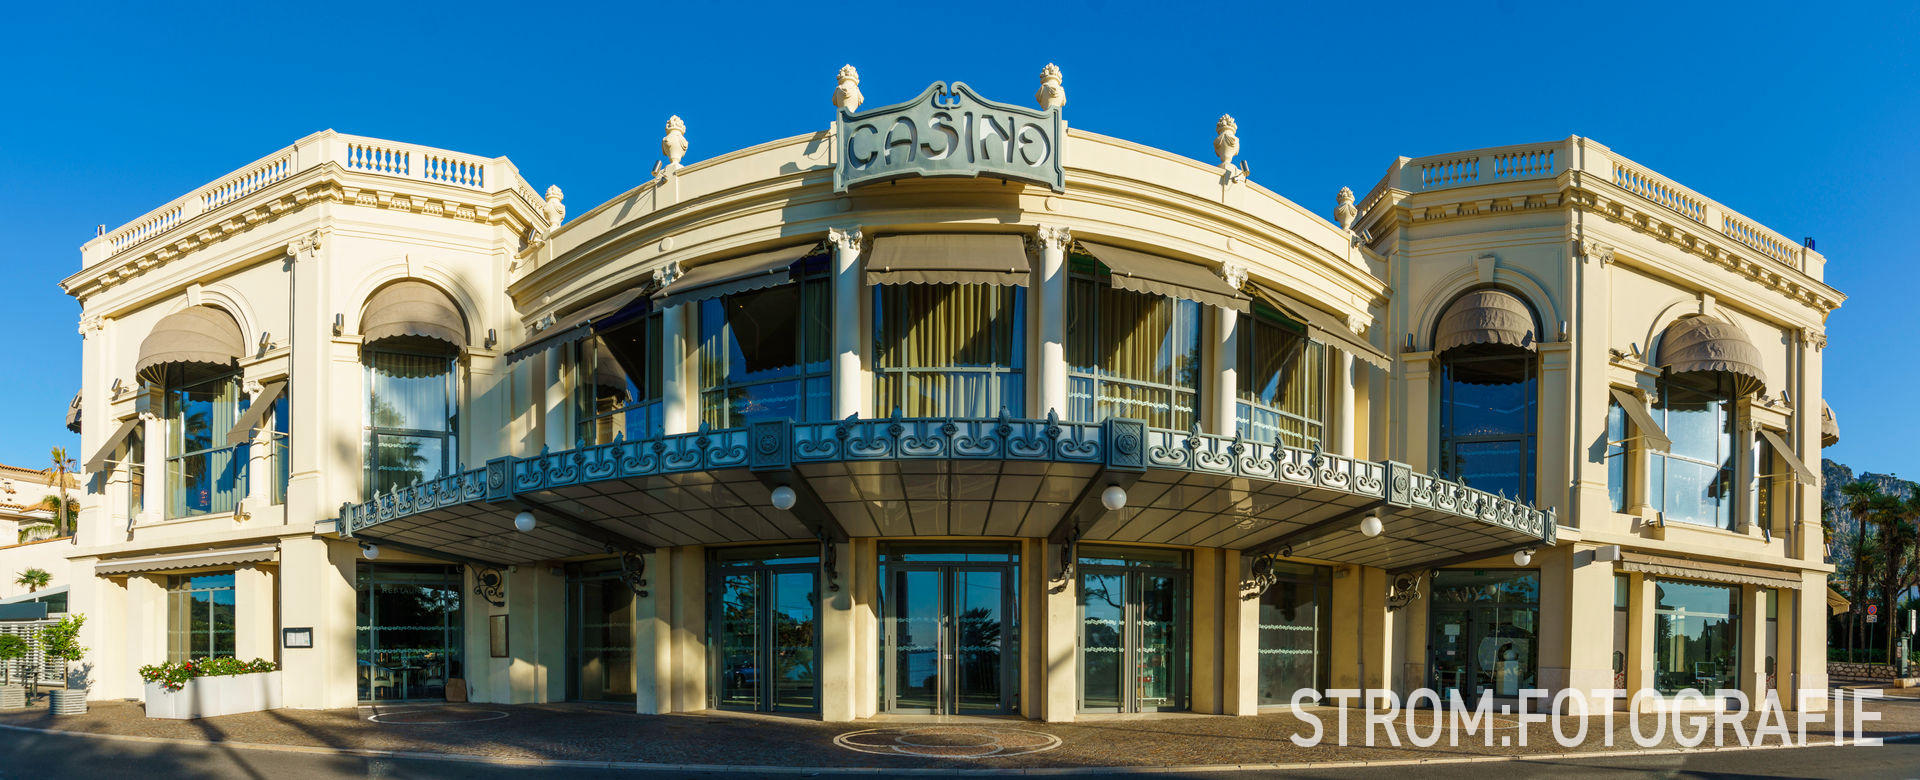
xmin=1034 ymin=225 xmax=1070 ymax=418
xmin=829 ymin=227 xmax=865 ymax=419
xmin=660 ymin=306 xmax=690 ymax=434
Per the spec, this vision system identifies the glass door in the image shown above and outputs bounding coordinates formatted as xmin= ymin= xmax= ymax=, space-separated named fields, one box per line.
xmin=567 ymin=562 xmax=636 ymax=702
xmin=709 ymin=547 xmax=820 ymax=712
xmin=882 ymin=564 xmax=1015 ymax=714
xmin=1429 ymin=608 xmax=1472 ymax=700
xmin=356 ymin=564 xmax=464 ymax=702
xmin=1256 ymin=562 xmax=1332 ymax=706
xmin=1077 ymin=547 xmax=1189 ymax=713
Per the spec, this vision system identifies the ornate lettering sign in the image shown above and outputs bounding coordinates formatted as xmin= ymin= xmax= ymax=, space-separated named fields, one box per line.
xmin=834 ymin=82 xmax=1065 ymax=193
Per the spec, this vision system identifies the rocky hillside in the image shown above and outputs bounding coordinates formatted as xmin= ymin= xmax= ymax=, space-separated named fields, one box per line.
xmin=1822 ymin=458 xmax=1915 ymax=571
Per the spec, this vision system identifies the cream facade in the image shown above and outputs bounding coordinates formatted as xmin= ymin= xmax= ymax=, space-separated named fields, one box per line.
xmin=60 ymin=69 xmax=1838 ymax=718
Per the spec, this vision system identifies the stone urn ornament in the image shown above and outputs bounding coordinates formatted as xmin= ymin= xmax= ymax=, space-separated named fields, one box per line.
xmin=832 ymin=64 xmax=864 ymax=113
xmin=1214 ymin=114 xmax=1248 ymax=182
xmin=661 ymin=116 xmax=688 ymax=172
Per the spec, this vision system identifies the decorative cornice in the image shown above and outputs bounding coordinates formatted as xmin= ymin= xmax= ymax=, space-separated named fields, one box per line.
xmin=827 ymin=226 xmax=863 ymax=254
xmin=1033 ymin=224 xmax=1072 ymax=253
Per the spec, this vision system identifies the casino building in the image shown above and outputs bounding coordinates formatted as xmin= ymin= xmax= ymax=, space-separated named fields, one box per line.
xmin=60 ymin=66 xmax=1842 ymax=718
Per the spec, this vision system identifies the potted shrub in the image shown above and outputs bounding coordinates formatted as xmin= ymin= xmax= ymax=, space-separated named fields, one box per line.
xmin=38 ymin=614 xmax=86 ymax=715
xmin=0 ymin=634 xmax=27 ymax=709
xmin=139 ymin=657 xmax=282 ymax=719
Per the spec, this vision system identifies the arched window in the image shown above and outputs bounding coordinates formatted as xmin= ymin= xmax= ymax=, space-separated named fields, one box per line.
xmin=1236 ymin=304 xmax=1326 ymax=449
xmin=1066 ymin=254 xmax=1203 ymax=429
xmin=1433 ymin=289 xmax=1539 ymax=502
xmin=1648 ymin=314 xmax=1766 ymax=530
xmin=874 ymin=283 xmax=1025 ymax=418
xmin=361 ymin=281 xmax=465 ymax=496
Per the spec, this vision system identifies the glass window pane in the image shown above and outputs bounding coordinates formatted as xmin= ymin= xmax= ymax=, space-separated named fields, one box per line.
xmin=1653 ymin=579 xmax=1740 ymax=694
xmin=369 ymin=351 xmax=453 ymax=432
xmin=372 ymin=435 xmax=445 ymax=493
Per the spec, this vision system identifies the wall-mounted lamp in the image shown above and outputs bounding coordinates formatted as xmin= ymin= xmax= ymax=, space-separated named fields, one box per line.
xmin=514 ymin=510 xmax=537 ymax=532
xmin=1359 ymin=515 xmax=1384 ymax=538
xmin=1512 ymin=548 xmax=1535 ymax=567
xmin=259 ymin=331 xmax=273 ymax=350
xmin=770 ymin=485 xmax=797 ymax=511
xmin=1101 ymin=485 xmax=1128 ymax=512
xmin=485 ymin=328 xmax=498 ymax=349
xmin=360 ymin=543 xmax=381 ymax=560
xmin=333 ymin=313 xmax=345 ymax=336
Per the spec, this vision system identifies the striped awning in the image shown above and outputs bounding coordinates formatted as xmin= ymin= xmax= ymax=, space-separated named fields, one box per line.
xmin=652 ymin=244 xmax=821 ymax=310
xmin=867 ymin=234 xmax=1031 ymax=286
xmin=1435 ymin=289 xmax=1536 ymax=354
xmin=136 ymin=306 xmax=245 ymax=377
xmin=94 ymin=544 xmax=280 ymax=576
xmin=1617 ymin=551 xmax=1800 ymax=590
xmin=1079 ymin=242 xmax=1249 ymax=313
xmin=1656 ymin=315 xmax=1766 ymax=398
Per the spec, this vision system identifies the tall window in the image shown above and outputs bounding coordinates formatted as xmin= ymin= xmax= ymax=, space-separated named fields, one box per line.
xmin=1650 ymin=372 xmax=1735 ymax=529
xmin=1605 ymin=396 xmax=1630 ymax=512
xmin=1066 ymin=256 xmax=1203 ymax=429
xmin=874 ymin=284 xmax=1025 ymax=418
xmin=366 ymin=346 xmax=458 ymax=496
xmin=1438 ymin=348 xmax=1538 ymax=502
xmin=1236 ymin=305 xmax=1326 ymax=449
xmin=1653 ymin=579 xmax=1740 ymax=694
xmin=269 ymin=392 xmax=289 ymax=505
xmin=698 ymin=257 xmax=832 ymax=428
xmin=574 ymin=312 xmax=663 ymax=444
xmin=126 ymin=425 xmax=145 ymax=520
xmin=162 ymin=365 xmax=249 ymax=518
xmin=167 ymin=572 xmax=235 ymax=661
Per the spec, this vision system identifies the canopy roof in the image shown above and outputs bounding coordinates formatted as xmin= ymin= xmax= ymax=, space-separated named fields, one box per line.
xmin=1079 ymin=242 xmax=1249 ymax=313
xmin=1656 ymin=314 xmax=1766 ymax=398
xmin=136 ymin=305 xmax=244 ymax=377
xmin=362 ymin=281 xmax=465 ymax=347
xmin=652 ymin=243 xmax=819 ymax=310
xmin=867 ymin=234 xmax=1031 ymax=287
xmin=1434 ymin=289 xmax=1536 ymax=354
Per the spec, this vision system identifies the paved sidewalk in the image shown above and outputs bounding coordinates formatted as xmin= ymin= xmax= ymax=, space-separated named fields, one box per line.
xmin=0 ymin=693 xmax=1915 ymax=771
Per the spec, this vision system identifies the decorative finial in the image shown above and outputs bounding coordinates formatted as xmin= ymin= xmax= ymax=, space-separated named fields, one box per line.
xmin=1335 ymin=186 xmax=1357 ymax=230
xmin=1214 ymin=115 xmax=1240 ymax=168
xmin=661 ymin=115 xmax=688 ymax=171
xmin=833 ymin=65 xmax=864 ymax=113
xmin=544 ymin=185 xmax=566 ymax=226
xmin=1035 ymin=63 xmax=1065 ymax=110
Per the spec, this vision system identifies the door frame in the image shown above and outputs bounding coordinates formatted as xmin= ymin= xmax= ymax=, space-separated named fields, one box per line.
xmin=707 ymin=557 xmax=822 ymax=713
xmin=564 ymin=562 xmax=636 ymax=703
xmin=1076 ymin=563 xmax=1190 ymax=713
xmin=881 ymin=562 xmax=1018 ymax=715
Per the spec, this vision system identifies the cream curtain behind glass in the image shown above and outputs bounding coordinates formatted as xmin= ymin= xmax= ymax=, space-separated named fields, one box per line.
xmin=877 ymin=284 xmax=1021 ymax=418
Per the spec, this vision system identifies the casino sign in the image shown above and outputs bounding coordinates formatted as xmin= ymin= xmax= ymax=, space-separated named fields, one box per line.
xmin=834 ymin=81 xmax=1066 ymax=193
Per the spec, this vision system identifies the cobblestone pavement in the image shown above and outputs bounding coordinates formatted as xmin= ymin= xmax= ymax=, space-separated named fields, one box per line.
xmin=0 ymin=693 xmax=1915 ymax=771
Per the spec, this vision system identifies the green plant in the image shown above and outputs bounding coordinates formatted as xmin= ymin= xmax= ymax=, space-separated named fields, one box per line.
xmin=37 ymin=614 xmax=84 ymax=664
xmin=14 ymin=568 xmax=50 ymax=593
xmin=138 ymin=658 xmax=278 ymax=693
xmin=0 ymin=635 xmax=27 ymax=686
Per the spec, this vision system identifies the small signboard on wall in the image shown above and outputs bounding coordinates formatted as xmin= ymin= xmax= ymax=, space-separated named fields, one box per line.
xmin=282 ymin=627 xmax=313 ymax=649
xmin=489 ymin=615 xmax=509 ymax=658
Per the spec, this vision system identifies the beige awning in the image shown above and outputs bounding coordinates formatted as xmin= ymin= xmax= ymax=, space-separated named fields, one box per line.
xmin=65 ymin=390 xmax=82 ymax=434
xmin=82 ymin=417 xmax=142 ymax=474
xmin=1608 ymin=387 xmax=1672 ymax=451
xmin=1434 ymin=289 xmax=1537 ymax=354
xmin=503 ymin=288 xmax=648 ymax=365
xmin=1756 ymin=428 xmax=1816 ymax=485
xmin=1656 ymin=315 xmax=1766 ymax=398
xmin=1617 ymin=551 xmax=1801 ymax=590
xmin=653 ymin=243 xmax=821 ymax=310
xmin=1822 ymin=400 xmax=1839 ymax=448
xmin=362 ymin=281 xmax=465 ymax=347
xmin=1079 ymin=242 xmax=1249 ymax=313
xmin=1827 ymin=586 xmax=1850 ymax=614
xmin=135 ymin=305 xmax=245 ymax=377
xmin=225 ymin=380 xmax=286 ymax=446
xmin=1246 ymin=284 xmax=1390 ymax=369
xmin=94 ymin=543 xmax=279 ymax=576
xmin=867 ymin=234 xmax=1031 ymax=286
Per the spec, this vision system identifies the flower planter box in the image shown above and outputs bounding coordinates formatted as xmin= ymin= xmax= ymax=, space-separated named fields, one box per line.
xmin=50 ymin=688 xmax=88 ymax=715
xmin=0 ymin=685 xmax=24 ymax=710
xmin=143 ymin=671 xmax=283 ymax=719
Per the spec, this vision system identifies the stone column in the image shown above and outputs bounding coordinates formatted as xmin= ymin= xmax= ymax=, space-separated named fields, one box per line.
xmin=1537 ymin=343 xmax=1573 ymax=518
xmin=233 ymin=563 xmax=278 ymax=661
xmin=1740 ymin=584 xmax=1768 ymax=701
xmin=542 ymin=351 xmax=569 ymax=451
xmin=829 ymin=228 xmax=864 ymax=419
xmin=1040 ymin=539 xmax=1077 ymax=722
xmin=1220 ymin=550 xmax=1259 ymax=715
xmin=278 ymin=536 xmax=358 ymax=709
xmin=1399 ymin=353 xmax=1435 ymax=470
xmin=819 ymin=539 xmax=858 ymax=721
xmin=69 ymin=564 xmax=125 ymax=697
xmin=660 ymin=306 xmax=690 ymax=435
xmin=1034 ymin=226 xmax=1071 ymax=418
xmin=141 ymin=411 xmax=165 ymax=524
xmin=1334 ymin=350 xmax=1356 ymax=456
xmin=1191 ymin=549 xmax=1223 ymax=712
xmin=283 ymin=231 xmax=329 ymax=531
xmin=669 ymin=546 xmax=706 ymax=712
xmin=1793 ymin=570 xmax=1829 ymax=710
xmin=1625 ymin=572 xmax=1655 ymax=695
xmin=127 ymin=574 xmax=168 ymax=682
xmin=853 ymin=537 xmax=879 ymax=719
xmin=1562 ymin=545 xmax=1618 ymax=710
xmin=634 ymin=548 xmax=674 ymax=714
xmin=1212 ymin=307 xmax=1238 ymax=437
xmin=243 ymin=389 xmax=274 ymax=511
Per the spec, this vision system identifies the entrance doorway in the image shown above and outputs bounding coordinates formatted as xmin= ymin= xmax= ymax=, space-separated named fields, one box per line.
xmin=880 ymin=544 xmax=1019 ymax=715
xmin=355 ymin=564 xmax=463 ymax=702
xmin=566 ymin=560 xmax=636 ymax=703
xmin=1078 ymin=546 xmax=1188 ymax=713
xmin=1256 ymin=560 xmax=1332 ymax=705
xmin=1427 ymin=569 xmax=1539 ymax=700
xmin=710 ymin=546 xmax=820 ymax=712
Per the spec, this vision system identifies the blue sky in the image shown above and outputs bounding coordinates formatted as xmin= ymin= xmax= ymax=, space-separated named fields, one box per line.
xmin=2 ymin=2 xmax=1914 ymax=479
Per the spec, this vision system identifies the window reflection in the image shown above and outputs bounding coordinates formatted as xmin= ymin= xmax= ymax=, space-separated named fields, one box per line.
xmin=1651 ymin=372 xmax=1735 ymax=529
xmin=356 ymin=564 xmax=464 ymax=702
xmin=166 ymin=573 xmax=236 ymax=661
xmin=1236 ymin=305 xmax=1326 ymax=449
xmin=1438 ymin=345 xmax=1538 ymax=502
xmin=162 ymin=365 xmax=248 ymax=518
xmin=365 ymin=343 xmax=458 ymax=496
xmin=1066 ymin=256 xmax=1203 ymax=429
xmin=698 ymin=256 xmax=831 ymax=428
xmin=1653 ymin=579 xmax=1740 ymax=694
xmin=574 ymin=312 xmax=663 ymax=445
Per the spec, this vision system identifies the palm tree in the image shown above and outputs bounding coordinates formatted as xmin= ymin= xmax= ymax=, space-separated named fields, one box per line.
xmin=1842 ymin=481 xmax=1883 ymax=661
xmin=1884 ymin=493 xmax=1920 ymax=662
xmin=35 ymin=495 xmax=72 ymax=541
xmin=15 ymin=568 xmax=50 ymax=593
xmin=48 ymin=446 xmax=74 ymax=539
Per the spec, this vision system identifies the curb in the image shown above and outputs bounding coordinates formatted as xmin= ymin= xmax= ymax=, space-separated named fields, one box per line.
xmin=0 ymin=721 xmax=1916 ymax=775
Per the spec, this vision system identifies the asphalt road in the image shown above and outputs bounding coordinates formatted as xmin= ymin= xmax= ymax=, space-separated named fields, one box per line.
xmin=0 ymin=728 xmax=1914 ymax=779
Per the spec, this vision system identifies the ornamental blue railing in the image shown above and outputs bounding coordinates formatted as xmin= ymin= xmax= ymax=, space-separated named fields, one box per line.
xmin=339 ymin=413 xmax=1555 ymax=545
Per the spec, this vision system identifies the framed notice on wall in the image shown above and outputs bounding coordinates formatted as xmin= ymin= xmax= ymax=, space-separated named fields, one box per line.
xmin=489 ymin=615 xmax=509 ymax=657
xmin=282 ymin=627 xmax=313 ymax=649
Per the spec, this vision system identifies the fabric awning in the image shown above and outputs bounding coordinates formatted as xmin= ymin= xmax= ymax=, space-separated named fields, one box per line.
xmin=135 ymin=305 xmax=245 ymax=377
xmin=1079 ymin=242 xmax=1249 ymax=313
xmin=65 ymin=390 xmax=81 ymax=434
xmin=362 ymin=281 xmax=465 ymax=347
xmin=1607 ymin=387 xmax=1672 ymax=451
xmin=1822 ymin=400 xmax=1840 ymax=448
xmin=94 ymin=544 xmax=280 ymax=576
xmin=867 ymin=234 xmax=1031 ymax=286
xmin=225 ymin=380 xmax=286 ymax=446
xmin=1434 ymin=289 xmax=1537 ymax=354
xmin=1617 ymin=551 xmax=1800 ymax=590
xmin=82 ymin=417 xmax=142 ymax=474
xmin=1656 ymin=315 xmax=1766 ymax=398
xmin=1246 ymin=284 xmax=1390 ymax=369
xmin=1827 ymin=586 xmax=1850 ymax=614
xmin=1756 ymin=428 xmax=1816 ymax=485
xmin=653 ymin=243 xmax=820 ymax=310
xmin=503 ymin=288 xmax=648 ymax=365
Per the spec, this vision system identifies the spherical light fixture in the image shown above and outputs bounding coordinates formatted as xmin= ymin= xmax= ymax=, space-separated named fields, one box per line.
xmin=514 ymin=511 xmax=537 ymax=533
xmin=1513 ymin=548 xmax=1534 ymax=567
xmin=1101 ymin=485 xmax=1128 ymax=512
xmin=1359 ymin=515 xmax=1384 ymax=538
xmin=361 ymin=543 xmax=381 ymax=560
xmin=770 ymin=485 xmax=798 ymax=511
